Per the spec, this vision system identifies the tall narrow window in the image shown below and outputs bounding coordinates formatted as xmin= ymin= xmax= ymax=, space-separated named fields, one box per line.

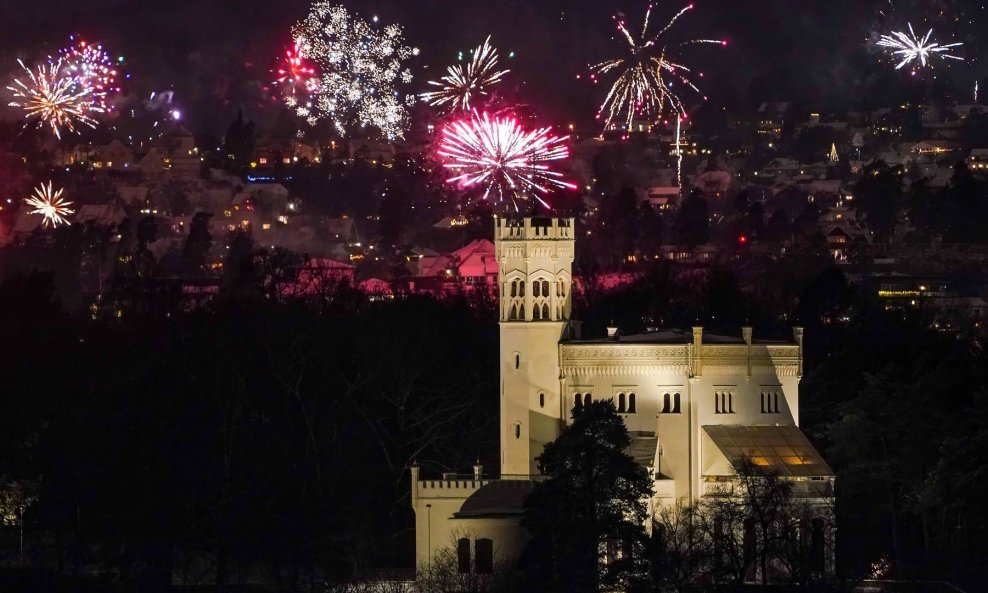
xmin=510 ymin=281 xmax=517 ymax=298
xmin=541 ymin=280 xmax=549 ymax=296
xmin=519 ymin=304 xmax=525 ymax=320
xmin=475 ymin=539 xmax=494 ymax=574
xmin=509 ymin=304 xmax=518 ymax=321
xmin=457 ymin=538 xmax=471 ymax=573
xmin=773 ymin=393 xmax=780 ymax=413
xmin=514 ymin=353 xmax=520 ymax=369
xmin=533 ymin=281 xmax=541 ymax=298
xmin=628 ymin=393 xmax=636 ymax=414
xmin=533 ymin=306 xmax=541 ymax=321
xmin=715 ymin=392 xmax=721 ymax=414
xmin=617 ymin=393 xmax=626 ymax=413
xmin=574 ymin=393 xmax=583 ymax=411
xmin=542 ymin=303 xmax=549 ymax=320
xmin=760 ymin=391 xmax=766 ymax=413
xmin=539 ymin=392 xmax=545 ymax=408
xmin=519 ymin=281 xmax=525 ymax=297
xmin=514 ymin=423 xmax=521 ymax=439
xmin=728 ymin=392 xmax=734 ymax=414
xmin=584 ymin=393 xmax=592 ymax=407
xmin=662 ymin=393 xmax=671 ymax=414
xmin=673 ymin=393 xmax=681 ymax=414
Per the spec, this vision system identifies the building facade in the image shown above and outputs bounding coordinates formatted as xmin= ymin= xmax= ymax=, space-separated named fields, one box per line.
xmin=410 ymin=216 xmax=834 ymax=575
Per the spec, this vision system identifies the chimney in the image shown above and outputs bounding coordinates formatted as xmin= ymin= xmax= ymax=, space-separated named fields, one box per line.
xmin=410 ymin=463 xmax=421 ymax=506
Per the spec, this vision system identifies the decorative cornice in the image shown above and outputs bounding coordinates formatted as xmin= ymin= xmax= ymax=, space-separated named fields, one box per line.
xmin=560 ymin=343 xmax=799 ymax=378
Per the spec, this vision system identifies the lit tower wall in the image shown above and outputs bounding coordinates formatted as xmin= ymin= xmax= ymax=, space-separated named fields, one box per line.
xmin=495 ymin=216 xmax=575 ymax=476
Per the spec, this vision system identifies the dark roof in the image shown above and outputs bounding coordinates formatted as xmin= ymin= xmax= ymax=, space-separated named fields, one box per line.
xmin=703 ymin=425 xmax=833 ymax=478
xmin=454 ymin=481 xmax=534 ymax=518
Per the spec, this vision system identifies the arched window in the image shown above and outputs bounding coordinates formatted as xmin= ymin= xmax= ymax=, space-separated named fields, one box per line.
xmin=541 ymin=303 xmax=549 ymax=320
xmin=533 ymin=281 xmax=541 ymax=297
xmin=510 ymin=281 xmax=517 ymax=298
xmin=662 ymin=393 xmax=671 ymax=413
xmin=533 ymin=306 xmax=541 ymax=321
xmin=457 ymin=538 xmax=471 ymax=573
xmin=617 ymin=393 xmax=626 ymax=413
xmin=539 ymin=392 xmax=545 ymax=408
xmin=541 ymin=280 xmax=549 ymax=296
xmin=514 ymin=422 xmax=521 ymax=439
xmin=673 ymin=393 xmax=681 ymax=414
xmin=519 ymin=304 xmax=525 ymax=320
xmin=584 ymin=393 xmax=592 ymax=407
xmin=519 ymin=281 xmax=524 ymax=297
xmin=475 ymin=538 xmax=494 ymax=574
xmin=628 ymin=393 xmax=636 ymax=413
xmin=574 ymin=393 xmax=583 ymax=412
xmin=509 ymin=304 xmax=518 ymax=321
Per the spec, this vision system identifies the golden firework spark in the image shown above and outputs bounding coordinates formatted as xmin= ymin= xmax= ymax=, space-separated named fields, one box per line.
xmin=7 ymin=59 xmax=100 ymax=139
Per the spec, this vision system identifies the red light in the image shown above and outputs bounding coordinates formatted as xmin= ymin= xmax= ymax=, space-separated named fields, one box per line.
xmin=738 ymin=235 xmax=748 ymax=244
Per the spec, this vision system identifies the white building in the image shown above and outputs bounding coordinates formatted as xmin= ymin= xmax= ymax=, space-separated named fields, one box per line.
xmin=410 ymin=216 xmax=834 ymax=577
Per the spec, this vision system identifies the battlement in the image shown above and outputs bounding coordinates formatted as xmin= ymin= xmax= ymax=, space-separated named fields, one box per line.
xmin=496 ymin=216 xmax=575 ymax=242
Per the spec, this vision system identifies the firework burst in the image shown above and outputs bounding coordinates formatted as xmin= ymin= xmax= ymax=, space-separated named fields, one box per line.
xmin=8 ymin=58 xmax=101 ymax=139
xmin=877 ymin=23 xmax=963 ymax=71
xmin=590 ymin=3 xmax=724 ymax=131
xmin=291 ymin=2 xmax=418 ymax=138
xmin=61 ymin=37 xmax=122 ymax=112
xmin=438 ymin=111 xmax=576 ymax=211
xmin=26 ymin=182 xmax=74 ymax=228
xmin=273 ymin=41 xmax=320 ymax=121
xmin=421 ymin=36 xmax=510 ymax=113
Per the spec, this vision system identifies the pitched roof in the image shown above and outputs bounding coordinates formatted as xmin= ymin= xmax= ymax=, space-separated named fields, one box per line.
xmin=703 ymin=425 xmax=833 ymax=478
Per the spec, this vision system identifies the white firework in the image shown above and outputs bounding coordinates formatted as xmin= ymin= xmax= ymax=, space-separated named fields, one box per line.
xmin=292 ymin=2 xmax=418 ymax=139
xmin=421 ymin=36 xmax=510 ymax=112
xmin=26 ymin=181 xmax=74 ymax=227
xmin=877 ymin=23 xmax=963 ymax=70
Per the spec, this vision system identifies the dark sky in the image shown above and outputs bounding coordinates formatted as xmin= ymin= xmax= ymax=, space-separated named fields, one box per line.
xmin=0 ymin=0 xmax=984 ymax=136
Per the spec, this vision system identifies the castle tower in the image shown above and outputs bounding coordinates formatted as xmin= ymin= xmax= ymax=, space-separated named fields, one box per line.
xmin=495 ymin=216 xmax=575 ymax=476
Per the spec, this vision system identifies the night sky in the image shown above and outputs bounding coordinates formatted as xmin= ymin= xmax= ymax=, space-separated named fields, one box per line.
xmin=1 ymin=0 xmax=985 ymax=135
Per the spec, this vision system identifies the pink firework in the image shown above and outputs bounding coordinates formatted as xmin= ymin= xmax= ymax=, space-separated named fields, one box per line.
xmin=273 ymin=41 xmax=319 ymax=121
xmin=438 ymin=111 xmax=576 ymax=211
xmin=61 ymin=37 xmax=122 ymax=113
